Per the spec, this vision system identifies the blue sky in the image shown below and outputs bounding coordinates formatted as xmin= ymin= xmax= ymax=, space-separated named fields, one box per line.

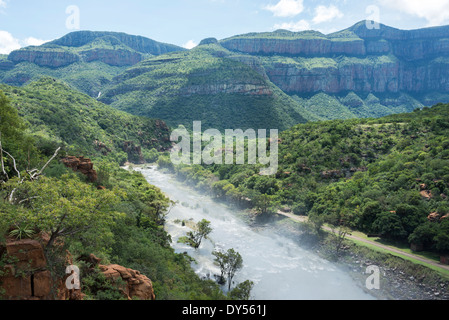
xmin=1 ymin=0 xmax=449 ymax=53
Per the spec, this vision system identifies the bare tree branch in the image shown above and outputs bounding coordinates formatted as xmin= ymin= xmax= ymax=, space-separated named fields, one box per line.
xmin=9 ymin=188 xmax=16 ymax=204
xmin=0 ymin=144 xmax=61 ymax=204
xmin=1 ymin=148 xmax=20 ymax=180
xmin=38 ymin=147 xmax=61 ymax=177
xmin=0 ymin=133 xmax=8 ymax=181
xmin=18 ymin=196 xmax=41 ymax=205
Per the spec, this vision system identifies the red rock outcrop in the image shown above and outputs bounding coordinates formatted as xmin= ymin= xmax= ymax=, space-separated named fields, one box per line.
xmin=81 ymin=49 xmax=144 ymax=66
xmin=99 ymin=264 xmax=156 ymax=301
xmin=61 ymin=156 xmax=98 ymax=182
xmin=428 ymin=212 xmax=440 ymax=222
xmin=220 ymin=23 xmax=449 ymax=96
xmin=0 ymin=239 xmax=53 ymax=300
xmin=0 ymin=239 xmax=156 ymax=301
xmin=420 ymin=190 xmax=433 ymax=200
xmin=8 ymin=50 xmax=80 ymax=68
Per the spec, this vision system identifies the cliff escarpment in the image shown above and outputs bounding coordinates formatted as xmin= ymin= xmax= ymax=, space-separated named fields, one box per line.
xmin=7 ymin=31 xmax=186 ymax=69
xmin=220 ymin=22 xmax=449 ymax=96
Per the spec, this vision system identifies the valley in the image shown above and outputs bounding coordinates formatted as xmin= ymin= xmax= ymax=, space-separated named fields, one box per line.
xmin=0 ymin=17 xmax=449 ymax=302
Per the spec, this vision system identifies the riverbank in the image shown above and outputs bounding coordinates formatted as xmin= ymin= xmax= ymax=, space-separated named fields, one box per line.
xmin=135 ymin=165 xmax=377 ymax=300
xmin=268 ymin=215 xmax=449 ymax=300
xmin=134 ymin=164 xmax=449 ymax=300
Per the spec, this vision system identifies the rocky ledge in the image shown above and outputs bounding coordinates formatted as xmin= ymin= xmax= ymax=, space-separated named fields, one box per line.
xmin=0 ymin=238 xmax=156 ymax=300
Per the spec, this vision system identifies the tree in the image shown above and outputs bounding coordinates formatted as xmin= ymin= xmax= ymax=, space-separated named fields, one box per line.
xmin=6 ymin=174 xmax=122 ymax=251
xmin=212 ymin=248 xmax=243 ymax=291
xmin=360 ymin=200 xmax=382 ymax=233
xmin=0 ymin=91 xmax=25 ymax=149
xmin=228 ymin=280 xmax=254 ymax=300
xmin=253 ymin=194 xmax=278 ymax=216
xmin=180 ymin=219 xmax=212 ymax=249
xmin=372 ymin=212 xmax=407 ymax=240
xmin=396 ymin=204 xmax=426 ymax=236
xmin=0 ymin=91 xmax=35 ymax=172
xmin=308 ymin=211 xmax=325 ymax=235
xmin=434 ymin=219 xmax=449 ymax=253
xmin=408 ymin=222 xmax=438 ymax=249
xmin=125 ymin=173 xmax=172 ymax=227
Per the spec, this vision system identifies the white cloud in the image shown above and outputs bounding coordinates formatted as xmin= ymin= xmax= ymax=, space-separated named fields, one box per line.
xmin=183 ymin=40 xmax=198 ymax=49
xmin=0 ymin=0 xmax=7 ymax=9
xmin=312 ymin=5 xmax=344 ymax=24
xmin=379 ymin=0 xmax=449 ymax=26
xmin=273 ymin=19 xmax=310 ymax=32
xmin=264 ymin=0 xmax=304 ymax=17
xmin=23 ymin=37 xmax=49 ymax=47
xmin=0 ymin=31 xmax=21 ymax=54
xmin=0 ymin=31 xmax=50 ymax=54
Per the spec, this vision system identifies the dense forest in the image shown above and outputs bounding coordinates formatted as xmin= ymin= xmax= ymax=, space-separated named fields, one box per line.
xmin=0 ymin=81 xmax=232 ymax=300
xmin=1 ymin=75 xmax=449 ymax=300
xmin=158 ymin=103 xmax=449 ymax=255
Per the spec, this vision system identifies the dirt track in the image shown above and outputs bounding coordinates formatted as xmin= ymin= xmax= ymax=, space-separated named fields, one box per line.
xmin=277 ymin=211 xmax=449 ymax=272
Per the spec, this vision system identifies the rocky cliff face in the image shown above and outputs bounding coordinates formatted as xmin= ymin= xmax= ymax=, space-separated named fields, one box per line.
xmin=262 ymin=58 xmax=449 ymax=94
xmin=220 ymin=22 xmax=449 ymax=96
xmin=221 ymin=37 xmax=366 ymax=56
xmin=180 ymin=83 xmax=273 ymax=96
xmin=6 ymin=31 xmax=185 ymax=69
xmin=81 ymin=49 xmax=144 ymax=66
xmin=61 ymin=156 xmax=98 ymax=182
xmin=0 ymin=239 xmax=51 ymax=300
xmin=99 ymin=264 xmax=156 ymax=301
xmin=51 ymin=31 xmax=184 ymax=56
xmin=0 ymin=239 xmax=156 ymax=301
xmin=8 ymin=50 xmax=80 ymax=68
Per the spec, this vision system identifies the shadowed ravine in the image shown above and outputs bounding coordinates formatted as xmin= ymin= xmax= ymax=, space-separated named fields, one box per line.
xmin=137 ymin=166 xmax=376 ymax=300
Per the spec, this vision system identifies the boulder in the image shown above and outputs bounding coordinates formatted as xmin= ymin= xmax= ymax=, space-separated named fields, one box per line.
xmin=61 ymin=156 xmax=98 ymax=182
xmin=1 ymin=239 xmax=155 ymax=301
xmin=5 ymin=239 xmax=47 ymax=270
xmin=99 ymin=264 xmax=156 ymax=300
xmin=420 ymin=190 xmax=433 ymax=200
xmin=428 ymin=212 xmax=440 ymax=222
xmin=0 ymin=239 xmax=53 ymax=300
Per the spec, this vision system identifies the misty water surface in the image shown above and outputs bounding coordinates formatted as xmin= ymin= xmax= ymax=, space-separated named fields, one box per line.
xmin=137 ymin=166 xmax=376 ymax=300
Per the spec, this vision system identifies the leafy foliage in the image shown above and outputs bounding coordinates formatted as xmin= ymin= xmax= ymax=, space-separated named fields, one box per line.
xmin=99 ymin=44 xmax=308 ymax=131
xmin=0 ymin=78 xmax=171 ymax=164
xmin=0 ymin=89 xmax=226 ymax=300
xmin=170 ymin=103 xmax=449 ymax=254
xmin=178 ymin=219 xmax=213 ymax=249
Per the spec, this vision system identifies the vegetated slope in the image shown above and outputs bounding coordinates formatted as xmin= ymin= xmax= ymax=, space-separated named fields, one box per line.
xmin=0 ymin=31 xmax=186 ymax=97
xmin=0 ymin=89 xmax=227 ymax=300
xmin=0 ymin=77 xmax=172 ymax=164
xmin=168 ymin=103 xmax=449 ymax=255
xmin=99 ymin=43 xmax=310 ymax=131
xmin=220 ymin=22 xmax=449 ymax=120
xmin=2 ymin=22 xmax=449 ymax=130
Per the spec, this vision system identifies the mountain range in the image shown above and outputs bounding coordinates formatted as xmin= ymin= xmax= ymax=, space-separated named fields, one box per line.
xmin=1 ymin=21 xmax=449 ymax=130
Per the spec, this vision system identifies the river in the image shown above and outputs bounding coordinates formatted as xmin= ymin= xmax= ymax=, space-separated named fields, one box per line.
xmin=136 ymin=166 xmax=376 ymax=300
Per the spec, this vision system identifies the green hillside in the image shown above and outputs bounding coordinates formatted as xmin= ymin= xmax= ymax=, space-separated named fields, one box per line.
xmin=99 ymin=43 xmax=310 ymax=131
xmin=165 ymin=103 xmax=449 ymax=255
xmin=0 ymin=77 xmax=172 ymax=164
xmin=0 ymin=31 xmax=186 ymax=98
xmin=0 ymin=80 xmax=227 ymax=300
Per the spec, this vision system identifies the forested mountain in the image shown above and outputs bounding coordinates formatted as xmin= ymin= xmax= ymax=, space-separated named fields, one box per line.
xmin=1 ymin=19 xmax=449 ymax=301
xmin=0 ymin=79 xmax=227 ymax=300
xmin=166 ymin=103 xmax=449 ymax=255
xmin=98 ymin=42 xmax=310 ymax=131
xmin=0 ymin=31 xmax=186 ymax=97
xmin=1 ymin=22 xmax=449 ymax=131
xmin=0 ymin=77 xmax=172 ymax=164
